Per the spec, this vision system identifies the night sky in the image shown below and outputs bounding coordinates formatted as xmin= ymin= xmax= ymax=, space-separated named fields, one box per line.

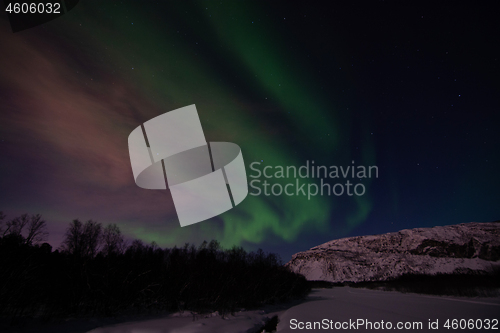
xmin=1 ymin=1 xmax=498 ymax=261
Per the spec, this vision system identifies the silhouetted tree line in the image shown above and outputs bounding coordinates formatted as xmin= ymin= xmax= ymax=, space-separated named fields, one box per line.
xmin=0 ymin=211 xmax=310 ymax=321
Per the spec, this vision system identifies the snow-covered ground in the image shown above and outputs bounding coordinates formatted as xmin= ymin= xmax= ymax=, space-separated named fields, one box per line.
xmin=277 ymin=287 xmax=500 ymax=332
xmin=86 ymin=309 xmax=277 ymax=333
xmin=84 ymin=287 xmax=500 ymax=333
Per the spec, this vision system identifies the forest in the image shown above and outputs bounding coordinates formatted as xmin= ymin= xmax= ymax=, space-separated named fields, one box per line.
xmin=0 ymin=211 xmax=310 ymax=323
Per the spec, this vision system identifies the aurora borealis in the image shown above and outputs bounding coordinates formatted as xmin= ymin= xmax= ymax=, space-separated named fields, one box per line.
xmin=0 ymin=2 xmax=498 ymax=261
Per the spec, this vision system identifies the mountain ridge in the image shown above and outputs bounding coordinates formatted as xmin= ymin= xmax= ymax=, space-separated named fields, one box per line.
xmin=286 ymin=222 xmax=500 ymax=283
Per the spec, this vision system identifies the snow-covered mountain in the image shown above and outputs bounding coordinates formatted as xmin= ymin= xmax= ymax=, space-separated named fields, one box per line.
xmin=286 ymin=222 xmax=500 ymax=283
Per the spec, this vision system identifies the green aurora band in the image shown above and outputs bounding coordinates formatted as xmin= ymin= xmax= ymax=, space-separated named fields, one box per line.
xmin=47 ymin=1 xmax=375 ymax=249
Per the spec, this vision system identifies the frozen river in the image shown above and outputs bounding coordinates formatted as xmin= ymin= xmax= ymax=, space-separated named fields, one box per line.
xmin=83 ymin=287 xmax=499 ymax=333
xmin=277 ymin=287 xmax=500 ymax=332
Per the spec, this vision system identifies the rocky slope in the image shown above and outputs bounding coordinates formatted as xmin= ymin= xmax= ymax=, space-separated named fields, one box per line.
xmin=286 ymin=222 xmax=500 ymax=283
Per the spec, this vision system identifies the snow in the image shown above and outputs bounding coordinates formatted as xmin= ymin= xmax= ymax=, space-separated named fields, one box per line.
xmin=277 ymin=287 xmax=500 ymax=332
xmin=287 ymin=222 xmax=500 ymax=283
xmin=87 ymin=311 xmax=265 ymax=333
xmin=83 ymin=287 xmax=500 ymax=333
xmin=86 ymin=304 xmax=293 ymax=333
